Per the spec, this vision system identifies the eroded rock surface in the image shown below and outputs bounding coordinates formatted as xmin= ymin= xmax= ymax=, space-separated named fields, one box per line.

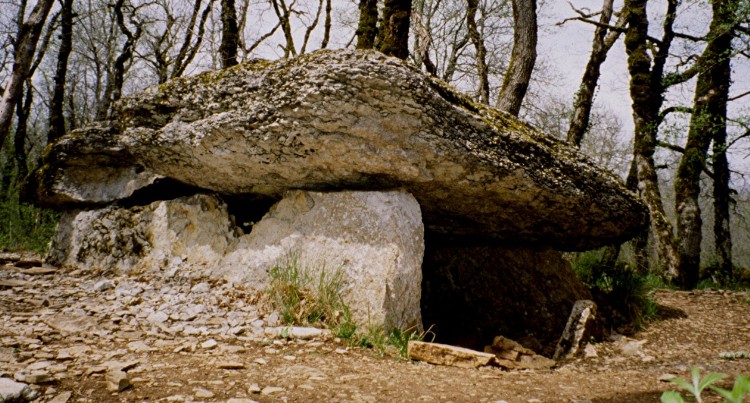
xmin=30 ymin=49 xmax=647 ymax=250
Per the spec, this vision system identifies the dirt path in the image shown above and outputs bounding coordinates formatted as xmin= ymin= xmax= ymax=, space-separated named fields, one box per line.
xmin=2 ymin=256 xmax=750 ymax=402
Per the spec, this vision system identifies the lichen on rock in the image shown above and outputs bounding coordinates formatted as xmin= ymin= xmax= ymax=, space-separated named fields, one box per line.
xmin=31 ymin=49 xmax=647 ymax=250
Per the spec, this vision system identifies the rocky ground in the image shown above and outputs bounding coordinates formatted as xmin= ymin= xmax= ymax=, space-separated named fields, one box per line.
xmin=1 ymin=252 xmax=750 ymax=403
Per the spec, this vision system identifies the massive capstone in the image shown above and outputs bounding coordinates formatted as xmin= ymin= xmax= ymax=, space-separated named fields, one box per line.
xmin=28 ymin=49 xmax=647 ymax=250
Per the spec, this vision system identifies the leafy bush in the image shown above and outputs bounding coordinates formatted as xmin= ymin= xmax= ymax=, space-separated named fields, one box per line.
xmin=571 ymin=249 xmax=659 ymax=331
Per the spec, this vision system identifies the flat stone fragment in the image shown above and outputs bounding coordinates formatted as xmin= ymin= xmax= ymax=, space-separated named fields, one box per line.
xmin=0 ymin=280 xmax=29 ymax=288
xmin=21 ymin=267 xmax=56 ymax=275
xmin=24 ymin=372 xmax=52 ymax=384
xmin=217 ymin=361 xmax=245 ymax=369
xmin=264 ymin=326 xmax=328 ymax=340
xmin=127 ymin=341 xmax=155 ymax=353
xmin=194 ymin=388 xmax=215 ymax=399
xmin=407 ymin=341 xmax=497 ymax=369
xmin=201 ymin=339 xmax=218 ymax=349
xmin=261 ymin=386 xmax=284 ymax=395
xmin=43 ymin=313 xmax=98 ymax=335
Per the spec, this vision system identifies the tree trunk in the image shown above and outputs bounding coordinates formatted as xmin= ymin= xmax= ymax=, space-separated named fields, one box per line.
xmin=48 ymin=0 xmax=75 ymax=145
xmin=321 ymin=0 xmax=332 ymax=48
xmin=495 ymin=0 xmax=536 ymax=116
xmin=172 ymin=0 xmax=214 ymax=79
xmin=97 ymin=0 xmax=142 ymax=120
xmin=379 ymin=0 xmax=412 ymax=59
xmin=567 ymin=0 xmax=625 ymax=146
xmin=0 ymin=0 xmax=55 ymax=154
xmin=466 ymin=0 xmax=489 ymax=104
xmin=356 ymin=0 xmax=378 ymax=49
xmin=674 ymin=0 xmax=733 ymax=288
xmin=623 ymin=0 xmax=680 ymax=280
xmin=220 ymin=0 xmax=239 ymax=68
xmin=713 ymin=133 xmax=732 ymax=282
xmin=13 ymin=82 xmax=33 ymax=181
xmin=270 ymin=0 xmax=297 ymax=58
xmin=625 ymin=155 xmax=650 ymax=274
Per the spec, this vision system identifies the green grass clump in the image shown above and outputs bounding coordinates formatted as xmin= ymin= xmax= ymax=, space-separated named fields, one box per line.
xmin=266 ymin=255 xmax=430 ymax=359
xmin=267 ymin=255 xmax=355 ymax=337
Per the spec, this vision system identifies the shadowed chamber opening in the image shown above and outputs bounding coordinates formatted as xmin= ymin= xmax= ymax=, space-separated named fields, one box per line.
xmin=420 ymin=231 xmax=591 ymax=356
xmin=221 ymin=194 xmax=279 ymax=234
xmin=117 ymin=177 xmax=206 ymax=207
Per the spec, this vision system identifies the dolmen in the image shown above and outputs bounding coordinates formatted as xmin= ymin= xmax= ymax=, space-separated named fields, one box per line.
xmin=27 ymin=49 xmax=648 ymax=354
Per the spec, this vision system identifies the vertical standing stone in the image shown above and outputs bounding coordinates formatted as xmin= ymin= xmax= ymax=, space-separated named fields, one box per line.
xmin=554 ymin=300 xmax=598 ymax=361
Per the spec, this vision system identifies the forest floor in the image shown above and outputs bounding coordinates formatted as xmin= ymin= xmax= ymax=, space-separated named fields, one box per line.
xmin=2 ymin=253 xmax=750 ymax=403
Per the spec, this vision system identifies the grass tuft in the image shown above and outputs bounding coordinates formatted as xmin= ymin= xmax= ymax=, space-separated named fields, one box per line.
xmin=265 ymin=254 xmax=429 ymax=359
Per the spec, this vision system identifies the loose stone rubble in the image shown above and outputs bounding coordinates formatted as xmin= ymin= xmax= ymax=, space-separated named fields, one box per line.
xmin=407 ymin=337 xmax=555 ymax=370
xmin=0 ymin=256 xmax=332 ymax=402
xmin=484 ymin=336 xmax=556 ymax=370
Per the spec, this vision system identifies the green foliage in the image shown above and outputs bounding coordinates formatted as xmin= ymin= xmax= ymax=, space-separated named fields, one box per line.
xmin=0 ymin=190 xmax=59 ymax=254
xmin=571 ymin=249 xmax=659 ymax=330
xmin=695 ymin=266 xmax=750 ymax=291
xmin=354 ymin=325 xmax=430 ymax=359
xmin=711 ymin=375 xmax=750 ymax=403
xmin=661 ymin=368 xmax=750 ymax=403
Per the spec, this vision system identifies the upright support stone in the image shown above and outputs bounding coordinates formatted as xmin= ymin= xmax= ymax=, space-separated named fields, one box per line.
xmin=553 ymin=300 xmax=598 ymax=361
xmin=221 ymin=190 xmax=425 ymax=330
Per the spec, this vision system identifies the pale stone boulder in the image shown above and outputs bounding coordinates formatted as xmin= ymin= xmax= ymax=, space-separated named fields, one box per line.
xmin=47 ymin=190 xmax=424 ymax=330
xmin=219 ymin=190 xmax=424 ymax=330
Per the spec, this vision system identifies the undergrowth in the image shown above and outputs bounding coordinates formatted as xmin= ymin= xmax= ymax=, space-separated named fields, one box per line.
xmin=0 ymin=187 xmax=58 ymax=254
xmin=265 ymin=255 xmax=429 ymax=359
xmin=571 ymin=248 xmax=659 ymax=330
